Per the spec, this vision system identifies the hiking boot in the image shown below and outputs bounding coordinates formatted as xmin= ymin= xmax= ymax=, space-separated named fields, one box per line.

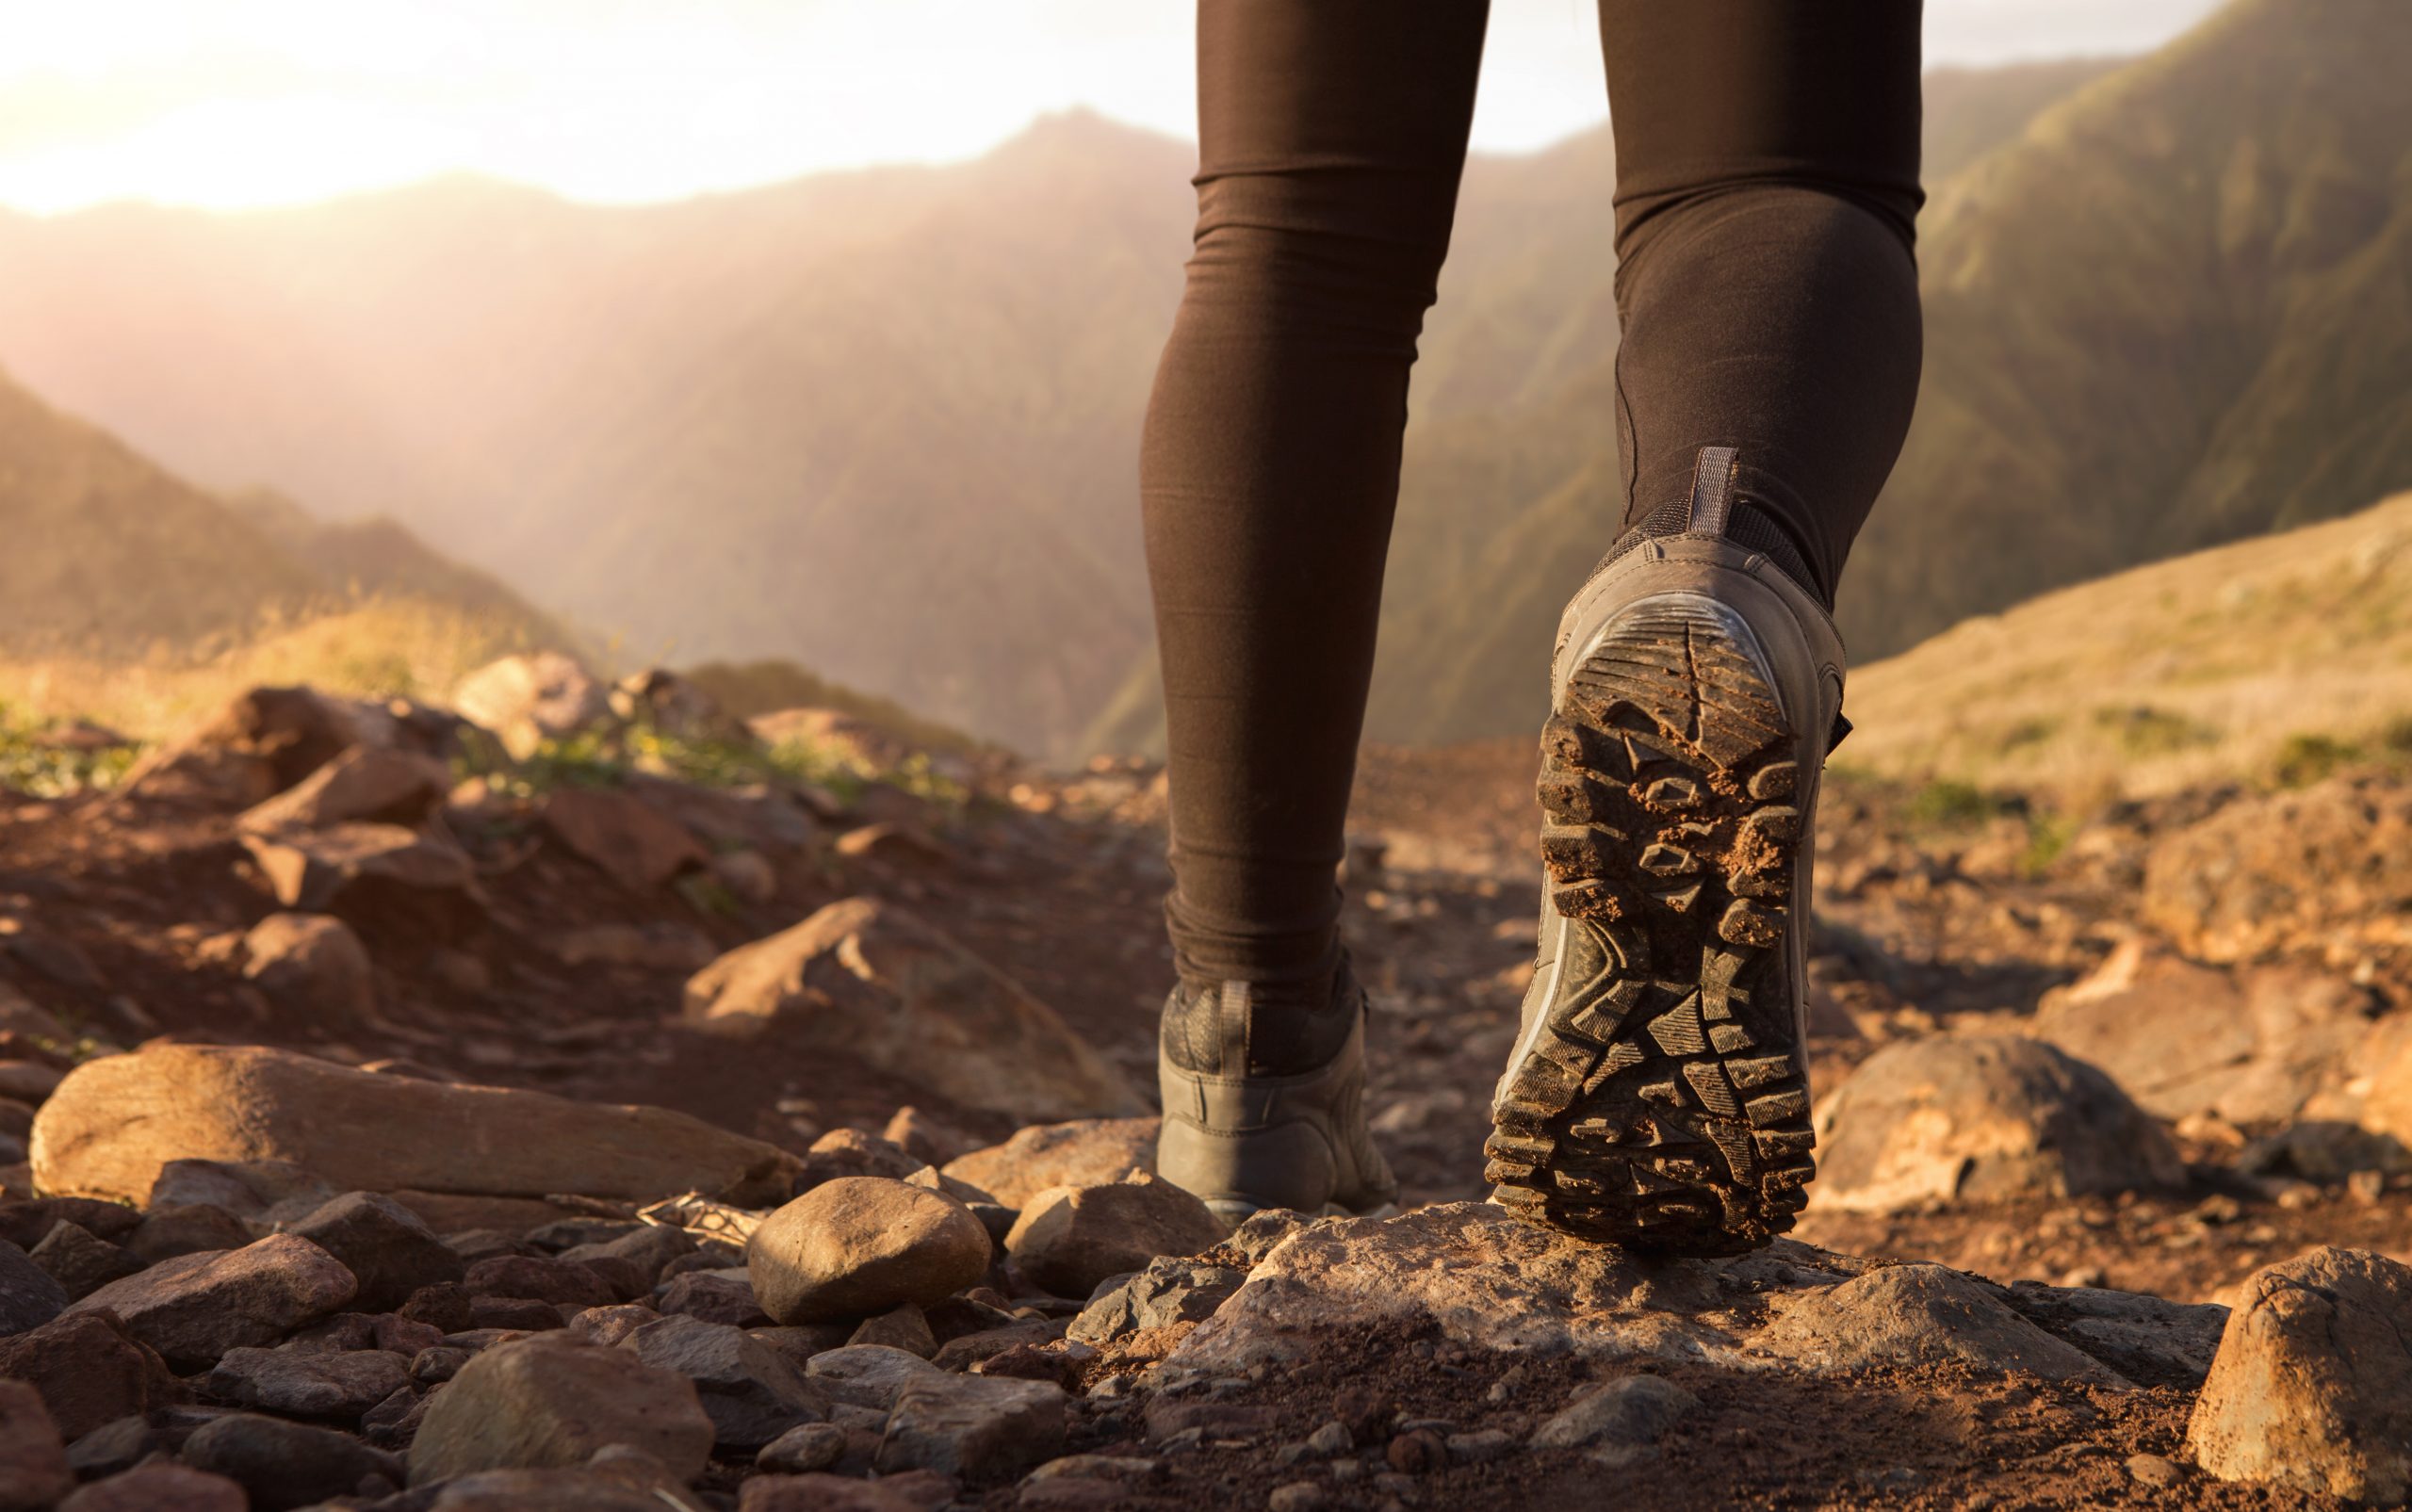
xmin=1486 ymin=447 xmax=1845 ymax=1256
xmin=1157 ymin=954 xmax=1399 ymax=1224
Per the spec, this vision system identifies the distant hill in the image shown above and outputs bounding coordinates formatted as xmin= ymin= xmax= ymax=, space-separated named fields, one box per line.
xmin=4 ymin=6 xmax=2395 ymax=757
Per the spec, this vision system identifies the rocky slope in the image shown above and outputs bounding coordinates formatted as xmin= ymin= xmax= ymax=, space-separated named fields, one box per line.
xmin=1 ymin=643 xmax=2408 ymax=1508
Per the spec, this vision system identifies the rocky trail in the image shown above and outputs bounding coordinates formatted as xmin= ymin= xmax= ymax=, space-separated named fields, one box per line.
xmin=1 ymin=659 xmax=2409 ymax=1510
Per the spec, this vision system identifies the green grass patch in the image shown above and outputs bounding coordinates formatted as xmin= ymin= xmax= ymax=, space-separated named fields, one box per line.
xmin=0 ymin=706 xmax=142 ymax=797
xmin=2093 ymin=704 xmax=2217 ymax=757
xmin=2270 ymin=732 xmax=2363 ymax=789
xmin=1904 ymin=778 xmax=2014 ymax=831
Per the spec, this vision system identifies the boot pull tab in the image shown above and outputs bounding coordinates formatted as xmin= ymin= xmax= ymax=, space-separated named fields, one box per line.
xmin=1687 ymin=446 xmax=1741 ymax=536
xmin=1828 ymin=710 xmax=1854 ymax=755
xmin=1216 ymin=980 xmax=1252 ymax=1076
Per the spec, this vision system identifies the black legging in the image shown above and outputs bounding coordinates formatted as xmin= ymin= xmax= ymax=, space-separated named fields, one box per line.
xmin=1145 ymin=0 xmax=1925 ymax=1000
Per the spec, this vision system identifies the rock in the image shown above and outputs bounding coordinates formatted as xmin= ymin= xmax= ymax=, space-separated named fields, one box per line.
xmin=1762 ymin=1264 xmax=2129 ymax=1385
xmin=747 ymin=1178 xmax=991 ymax=1325
xmin=1169 ymin=1202 xmax=1862 ymax=1375
xmin=236 ymin=745 xmax=453 ymax=833
xmin=563 ymin=1303 xmax=660 ymax=1348
xmin=802 ymin=1344 xmax=949 ymax=1409
xmin=756 ymin=1419 xmax=848 ymax=1473
xmin=286 ymin=1191 xmax=464 ymax=1311
xmin=711 ymin=849 xmax=779 ymax=903
xmin=0 ymin=1197 xmax=138 ymax=1252
xmin=148 ymin=1158 xmax=337 ymax=1220
xmin=34 ymin=1043 xmax=799 ymax=1207
xmin=180 ymin=1412 xmax=401 ymax=1511
xmin=2001 ymin=1281 xmax=2230 ymax=1389
xmin=2187 ymin=1246 xmax=2412 ymax=1502
xmin=2143 ymin=777 xmax=2412 ymax=963
xmin=62 ymin=1414 xmax=158 ymax=1478
xmin=57 ymin=1464 xmax=246 ymax=1512
xmin=877 ymin=1370 xmax=1068 ymax=1478
xmin=547 ymin=922 xmax=718 ymax=971
xmin=423 ymin=1468 xmax=667 ymax=1511
xmin=465 ymin=1254 xmax=619 ymax=1309
xmin=620 ymin=1314 xmax=828 ymax=1449
xmin=1067 ymin=1259 xmax=1245 ymax=1346
xmin=847 ymin=1304 xmax=937 ymax=1358
xmin=406 ymin=1334 xmax=716 ymax=1485
xmin=236 ymin=913 xmax=378 ymax=1025
xmin=66 ymin=1233 xmax=357 ymax=1369
xmin=1810 ymin=1035 xmax=2184 ymax=1212
xmin=2128 ymin=1453 xmax=2184 ymax=1488
xmin=563 ymin=1224 xmax=695 ymax=1286
xmin=1004 ymin=1174 xmax=1226 ymax=1299
xmin=25 ymin=1222 xmax=143 ymax=1301
xmin=739 ymin=1474 xmax=922 ymax=1512
xmin=1530 ymin=1374 xmax=1699 ymax=1462
xmin=470 ymin=1296 xmax=566 ymax=1331
xmin=126 ymin=1203 xmax=253 ymax=1263
xmin=684 ymin=899 xmax=1141 ymax=1120
xmin=657 ymin=1270 xmax=771 ymax=1326
xmin=796 ymin=1128 xmax=928 ymax=1190
xmin=0 ymin=1378 xmax=69 ymax=1512
xmin=611 ymin=669 xmax=755 ymax=745
xmin=541 ymin=789 xmax=707 ymax=892
xmin=207 ymin=1345 xmax=412 ymax=1420
xmin=2031 ymin=940 xmax=2375 ymax=1123
xmin=0 ymin=1064 xmax=61 ymax=1105
xmin=1225 ymin=1210 xmax=1313 ymax=1267
xmin=942 ymin=1120 xmax=1161 ymax=1211
xmin=120 ymin=687 xmax=361 ymax=809
xmin=0 ymin=1239 xmax=68 ymax=1336
xmin=0 ymin=1312 xmax=157 ymax=1439
xmin=450 ymin=652 xmax=611 ymax=759
xmin=239 ymin=822 xmax=479 ymax=929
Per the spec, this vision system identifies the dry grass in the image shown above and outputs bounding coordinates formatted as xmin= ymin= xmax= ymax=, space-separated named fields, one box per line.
xmin=1841 ymin=491 xmax=2412 ymax=805
xmin=0 ymin=597 xmax=547 ymax=744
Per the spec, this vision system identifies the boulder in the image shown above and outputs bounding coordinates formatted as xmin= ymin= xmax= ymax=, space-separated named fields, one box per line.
xmin=941 ymin=1119 xmax=1160 ymax=1210
xmin=119 ymin=687 xmax=360 ymax=809
xmin=2143 ymin=777 xmax=2412 ymax=963
xmin=683 ymin=898 xmax=1141 ymax=1120
xmin=0 ymin=1239 xmax=68 ymax=1336
xmin=619 ymin=1314 xmax=828 ymax=1449
xmin=541 ymin=789 xmax=707 ymax=891
xmin=450 ymin=652 xmax=611 ymax=759
xmin=2031 ymin=940 xmax=2374 ymax=1123
xmin=748 ymin=1179 xmax=990 ymax=1325
xmin=236 ymin=914 xmax=378 ymax=1025
xmin=236 ymin=745 xmax=452 ymax=833
xmin=406 ymin=1335 xmax=716 ymax=1486
xmin=2187 ymin=1246 xmax=2412 ymax=1503
xmin=1004 ymin=1173 xmax=1226 ymax=1298
xmin=1760 ymin=1264 xmax=2129 ymax=1386
xmin=0 ymin=1378 xmax=68 ymax=1512
xmin=33 ymin=1043 xmax=799 ymax=1207
xmin=0 ymin=1312 xmax=158 ymax=1439
xmin=206 ymin=1344 xmax=413 ymax=1420
xmin=286 ymin=1192 xmax=464 ymax=1311
xmin=181 ymin=1412 xmax=401 ymax=1511
xmin=66 ymin=1234 xmax=357 ymax=1369
xmin=58 ymin=1464 xmax=247 ymax=1512
xmin=1810 ymin=1036 xmax=2183 ymax=1212
xmin=239 ymin=822 xmax=478 ymax=930
xmin=876 ymin=1371 xmax=1069 ymax=1479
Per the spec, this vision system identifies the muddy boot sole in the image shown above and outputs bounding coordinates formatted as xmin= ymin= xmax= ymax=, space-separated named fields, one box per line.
xmin=1487 ymin=594 xmax=1816 ymax=1256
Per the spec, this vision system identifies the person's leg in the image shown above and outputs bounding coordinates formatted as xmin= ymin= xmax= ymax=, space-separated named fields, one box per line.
xmin=1599 ymin=0 xmax=1925 ymax=599
xmin=1487 ymin=1 xmax=1922 ymax=1254
xmin=1143 ymin=0 xmax=1490 ymax=1061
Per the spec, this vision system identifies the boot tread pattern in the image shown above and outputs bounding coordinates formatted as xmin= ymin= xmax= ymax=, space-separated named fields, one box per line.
xmin=1489 ymin=597 xmax=1814 ymax=1256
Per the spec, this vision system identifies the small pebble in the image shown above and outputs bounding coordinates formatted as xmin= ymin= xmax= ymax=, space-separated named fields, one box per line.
xmin=1386 ymin=1428 xmax=1446 ymax=1475
xmin=1267 ymin=1483 xmax=1326 ymax=1512
xmin=2127 ymin=1452 xmax=2184 ymax=1488
xmin=1305 ymin=1421 xmax=1352 ymax=1457
xmin=1445 ymin=1428 xmax=1514 ymax=1464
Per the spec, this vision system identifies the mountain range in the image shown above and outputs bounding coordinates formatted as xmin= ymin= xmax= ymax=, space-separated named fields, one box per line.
xmin=0 ymin=0 xmax=2401 ymax=758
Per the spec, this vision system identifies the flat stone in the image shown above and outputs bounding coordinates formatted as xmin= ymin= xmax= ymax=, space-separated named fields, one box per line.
xmin=756 ymin=1419 xmax=848 ymax=1473
xmin=118 ymin=686 xmax=363 ymax=810
xmin=1760 ymin=1264 xmax=2131 ymax=1386
xmin=802 ymin=1344 xmax=948 ymax=1409
xmin=26 ymin=1222 xmax=145 ymax=1300
xmin=619 ymin=1313 xmax=828 ymax=1449
xmin=875 ymin=1370 xmax=1068 ymax=1478
xmin=0 ymin=1312 xmax=157 ymax=1439
xmin=542 ymin=788 xmax=707 ymax=892
xmin=68 ymin=1234 xmax=357 ymax=1369
xmin=683 ymin=897 xmax=1140 ymax=1120
xmin=126 ymin=1203 xmax=253 ymax=1263
xmin=405 ymin=1334 xmax=715 ymax=1485
xmin=2002 ymin=1281 xmax=2230 ymax=1389
xmin=658 ymin=1269 xmax=770 ymax=1325
xmin=180 ymin=1412 xmax=401 ymax=1511
xmin=207 ymin=1345 xmax=412 ymax=1420
xmin=1529 ymin=1374 xmax=1700 ymax=1463
xmin=747 ymin=1178 xmax=991 ymax=1325
xmin=286 ymin=1191 xmax=464 ymax=1311
xmin=32 ymin=1043 xmax=799 ymax=1208
xmin=147 ymin=1159 xmax=337 ymax=1221
xmin=0 ymin=1238 xmax=68 ymax=1335
xmin=1811 ymin=1035 xmax=2185 ymax=1212
xmin=933 ymin=1321 xmax=1056 ymax=1373
xmin=2188 ymin=1246 xmax=2412 ymax=1503
xmin=239 ymin=822 xmax=479 ymax=929
xmin=464 ymin=1254 xmax=618 ymax=1309
xmin=796 ymin=1128 xmax=929 ymax=1190
xmin=57 ymin=1463 xmax=246 ymax=1512
xmin=0 ymin=1378 xmax=69 ymax=1512
xmin=943 ymin=1118 xmax=1161 ymax=1211
xmin=63 ymin=1413 xmax=160 ymax=1478
xmin=562 ymin=1223 xmax=695 ymax=1286
xmin=1005 ymin=1172 xmax=1225 ymax=1299
xmin=236 ymin=746 xmax=452 ymax=833
xmin=847 ymin=1303 xmax=937 ymax=1358
xmin=1067 ymin=1259 xmax=1244 ymax=1345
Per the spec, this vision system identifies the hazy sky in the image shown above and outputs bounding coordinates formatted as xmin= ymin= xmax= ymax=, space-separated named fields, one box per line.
xmin=1 ymin=0 xmax=2229 ymax=214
